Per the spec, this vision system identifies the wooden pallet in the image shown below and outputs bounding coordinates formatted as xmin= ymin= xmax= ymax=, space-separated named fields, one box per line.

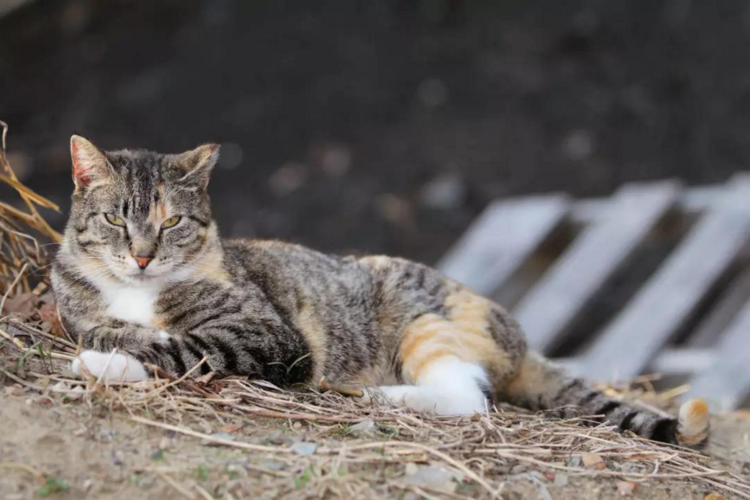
xmin=438 ymin=175 xmax=750 ymax=410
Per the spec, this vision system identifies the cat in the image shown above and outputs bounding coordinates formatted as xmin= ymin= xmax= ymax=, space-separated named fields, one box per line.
xmin=52 ymin=135 xmax=709 ymax=449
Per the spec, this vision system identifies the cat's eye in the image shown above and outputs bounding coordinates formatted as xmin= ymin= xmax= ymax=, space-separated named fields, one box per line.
xmin=161 ymin=216 xmax=182 ymax=229
xmin=104 ymin=213 xmax=126 ymax=226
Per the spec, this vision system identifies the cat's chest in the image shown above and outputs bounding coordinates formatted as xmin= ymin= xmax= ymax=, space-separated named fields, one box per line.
xmin=100 ymin=285 xmax=160 ymax=327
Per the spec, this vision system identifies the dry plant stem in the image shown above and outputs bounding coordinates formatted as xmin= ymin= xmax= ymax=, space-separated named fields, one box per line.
xmin=319 ymin=380 xmax=364 ymax=398
xmin=0 ymin=121 xmax=61 ymax=242
xmin=131 ymin=416 xmax=289 ymax=453
xmin=0 ymin=461 xmax=45 ymax=480
xmin=0 ymin=262 xmax=27 ymax=315
xmin=156 ymin=470 xmax=196 ymax=499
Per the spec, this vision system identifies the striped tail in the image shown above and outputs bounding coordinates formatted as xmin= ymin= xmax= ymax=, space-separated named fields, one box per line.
xmin=501 ymin=352 xmax=709 ymax=449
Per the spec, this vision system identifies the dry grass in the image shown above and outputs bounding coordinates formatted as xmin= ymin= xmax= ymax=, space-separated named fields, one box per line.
xmin=0 ymin=123 xmax=749 ymax=499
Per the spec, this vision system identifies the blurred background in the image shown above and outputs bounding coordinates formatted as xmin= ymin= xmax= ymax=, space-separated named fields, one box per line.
xmin=2 ymin=0 xmax=750 ymax=263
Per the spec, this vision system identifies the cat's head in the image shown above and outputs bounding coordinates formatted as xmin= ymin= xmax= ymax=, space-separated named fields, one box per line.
xmin=64 ymin=135 xmax=221 ymax=285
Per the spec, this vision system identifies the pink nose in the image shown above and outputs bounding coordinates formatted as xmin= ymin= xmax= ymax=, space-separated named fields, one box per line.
xmin=134 ymin=255 xmax=153 ymax=269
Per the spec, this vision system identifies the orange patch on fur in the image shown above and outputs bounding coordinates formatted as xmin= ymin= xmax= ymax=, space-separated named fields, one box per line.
xmin=408 ymin=347 xmax=457 ymax=380
xmin=152 ymin=316 xmax=168 ymax=329
xmin=398 ymin=288 xmax=518 ymax=390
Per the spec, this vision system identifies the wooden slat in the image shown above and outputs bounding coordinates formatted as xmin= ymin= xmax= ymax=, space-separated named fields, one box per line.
xmin=685 ymin=299 xmax=750 ymax=410
xmin=579 ymin=175 xmax=750 ymax=381
xmin=561 ymin=347 xmax=716 ymax=378
xmin=572 ymin=183 xmax=724 ymax=224
xmin=437 ymin=195 xmax=570 ymax=295
xmin=514 ymin=181 xmax=680 ymax=352
xmin=649 ymin=347 xmax=715 ymax=376
xmin=688 ymin=265 xmax=750 ymax=347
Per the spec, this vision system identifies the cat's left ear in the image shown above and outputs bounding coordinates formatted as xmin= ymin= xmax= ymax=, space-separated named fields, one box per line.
xmin=70 ymin=135 xmax=114 ymax=191
xmin=173 ymin=144 xmax=220 ymax=189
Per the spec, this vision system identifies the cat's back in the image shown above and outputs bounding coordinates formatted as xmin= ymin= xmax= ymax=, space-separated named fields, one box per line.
xmin=220 ymin=239 xmax=372 ymax=306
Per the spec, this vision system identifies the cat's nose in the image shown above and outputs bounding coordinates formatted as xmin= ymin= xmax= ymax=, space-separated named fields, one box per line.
xmin=133 ymin=254 xmax=154 ymax=269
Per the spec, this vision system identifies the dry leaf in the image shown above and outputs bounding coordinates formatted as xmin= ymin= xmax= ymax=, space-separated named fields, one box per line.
xmin=704 ymin=494 xmax=726 ymax=500
xmin=2 ymin=291 xmax=36 ymax=317
xmin=581 ymin=453 xmax=606 ymax=470
xmin=38 ymin=300 xmax=64 ymax=338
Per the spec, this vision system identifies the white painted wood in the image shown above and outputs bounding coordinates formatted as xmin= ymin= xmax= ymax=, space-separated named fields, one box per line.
xmin=437 ymin=195 xmax=570 ymax=296
xmin=579 ymin=175 xmax=750 ymax=381
xmin=685 ymin=299 xmax=750 ymax=410
xmin=561 ymin=347 xmax=716 ymax=378
xmin=571 ymin=183 xmax=725 ymax=224
xmin=514 ymin=181 xmax=680 ymax=352
xmin=649 ymin=347 xmax=715 ymax=375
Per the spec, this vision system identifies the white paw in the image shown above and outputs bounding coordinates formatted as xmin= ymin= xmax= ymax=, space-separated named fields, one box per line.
xmin=71 ymin=350 xmax=148 ymax=382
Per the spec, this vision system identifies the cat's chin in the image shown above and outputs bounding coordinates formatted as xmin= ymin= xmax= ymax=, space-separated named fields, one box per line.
xmin=117 ymin=271 xmax=163 ymax=286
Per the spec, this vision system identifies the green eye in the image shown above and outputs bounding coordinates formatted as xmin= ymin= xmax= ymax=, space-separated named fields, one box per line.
xmin=162 ymin=216 xmax=182 ymax=229
xmin=105 ymin=213 xmax=126 ymax=226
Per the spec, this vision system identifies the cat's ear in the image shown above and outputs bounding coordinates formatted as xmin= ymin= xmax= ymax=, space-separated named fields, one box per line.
xmin=70 ymin=135 xmax=113 ymax=191
xmin=173 ymin=143 xmax=220 ymax=189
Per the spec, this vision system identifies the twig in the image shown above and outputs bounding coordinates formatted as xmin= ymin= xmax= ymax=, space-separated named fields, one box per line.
xmin=156 ymin=470 xmax=196 ymax=499
xmin=0 ymin=461 xmax=45 ymax=480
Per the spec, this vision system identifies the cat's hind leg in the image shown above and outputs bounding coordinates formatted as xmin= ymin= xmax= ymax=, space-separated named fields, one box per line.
xmin=365 ymin=305 xmax=511 ymax=415
xmin=365 ymin=356 xmax=490 ymax=414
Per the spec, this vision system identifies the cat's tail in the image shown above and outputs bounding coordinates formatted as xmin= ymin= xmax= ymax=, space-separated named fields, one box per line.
xmin=500 ymin=351 xmax=709 ymax=449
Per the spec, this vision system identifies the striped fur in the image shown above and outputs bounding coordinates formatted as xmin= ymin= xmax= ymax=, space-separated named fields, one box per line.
xmin=53 ymin=137 xmax=709 ymax=449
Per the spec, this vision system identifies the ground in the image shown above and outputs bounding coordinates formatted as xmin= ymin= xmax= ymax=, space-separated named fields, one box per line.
xmin=1 ymin=351 xmax=749 ymax=500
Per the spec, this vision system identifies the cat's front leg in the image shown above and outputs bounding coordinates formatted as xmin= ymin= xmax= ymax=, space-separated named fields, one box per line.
xmin=71 ymin=350 xmax=149 ymax=382
xmin=69 ymin=321 xmax=173 ymax=382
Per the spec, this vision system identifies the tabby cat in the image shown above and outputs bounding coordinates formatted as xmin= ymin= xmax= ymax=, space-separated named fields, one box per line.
xmin=52 ymin=136 xmax=709 ymax=448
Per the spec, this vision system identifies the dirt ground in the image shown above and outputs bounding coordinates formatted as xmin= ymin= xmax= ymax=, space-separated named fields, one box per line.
xmin=1 ymin=383 xmax=749 ymax=500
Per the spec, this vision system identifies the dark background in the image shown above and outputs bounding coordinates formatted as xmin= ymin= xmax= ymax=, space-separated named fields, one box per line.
xmin=1 ymin=0 xmax=749 ymax=264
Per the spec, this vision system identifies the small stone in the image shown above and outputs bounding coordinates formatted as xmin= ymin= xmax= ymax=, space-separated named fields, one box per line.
xmin=402 ymin=465 xmax=463 ymax=494
xmin=617 ymin=481 xmax=637 ymax=496
xmin=404 ymin=463 xmax=419 ymax=476
xmin=553 ymin=473 xmax=569 ymax=487
xmin=259 ymin=459 xmax=286 ymax=471
xmin=4 ymin=384 xmax=24 ymax=397
xmin=111 ymin=450 xmax=125 ymax=466
xmin=291 ymin=442 xmax=317 ymax=456
xmin=349 ymin=419 xmax=376 ymax=435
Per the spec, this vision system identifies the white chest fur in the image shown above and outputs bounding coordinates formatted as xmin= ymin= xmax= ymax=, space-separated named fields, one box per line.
xmin=99 ymin=284 xmax=160 ymax=327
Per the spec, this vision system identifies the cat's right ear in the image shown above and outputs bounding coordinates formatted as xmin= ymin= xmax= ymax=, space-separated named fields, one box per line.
xmin=70 ymin=135 xmax=113 ymax=191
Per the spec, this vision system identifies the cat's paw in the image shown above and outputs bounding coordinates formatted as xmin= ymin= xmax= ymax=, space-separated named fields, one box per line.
xmin=71 ymin=350 xmax=148 ymax=382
